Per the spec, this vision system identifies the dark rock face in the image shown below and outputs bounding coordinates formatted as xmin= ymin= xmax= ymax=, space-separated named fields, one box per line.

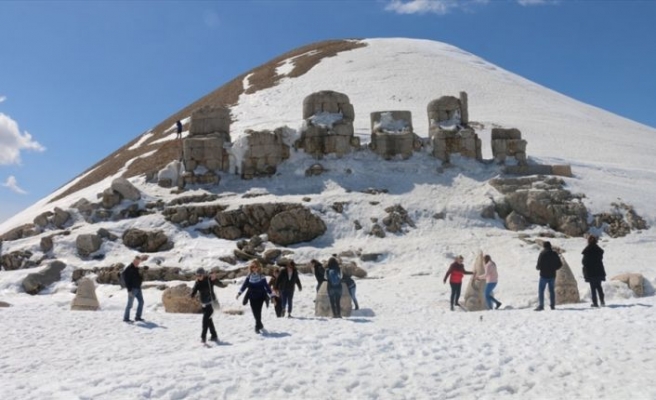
xmin=122 ymin=228 xmax=173 ymax=253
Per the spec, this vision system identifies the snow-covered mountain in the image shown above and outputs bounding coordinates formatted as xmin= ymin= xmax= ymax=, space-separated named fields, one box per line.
xmin=2 ymin=38 xmax=656 ymax=400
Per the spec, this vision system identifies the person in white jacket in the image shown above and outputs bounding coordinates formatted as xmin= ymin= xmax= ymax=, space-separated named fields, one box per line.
xmin=476 ymin=254 xmax=502 ymax=310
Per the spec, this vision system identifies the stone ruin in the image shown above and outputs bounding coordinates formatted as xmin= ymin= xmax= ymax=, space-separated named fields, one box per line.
xmin=427 ymin=92 xmax=481 ymax=164
xmin=369 ymin=111 xmax=421 ymax=160
xmin=296 ymin=91 xmax=360 ymax=157
xmin=182 ymin=106 xmax=231 ymax=183
xmin=463 ymin=251 xmax=487 ymax=311
xmin=491 ymin=128 xmax=527 ymax=165
xmin=239 ymin=128 xmax=291 ymax=180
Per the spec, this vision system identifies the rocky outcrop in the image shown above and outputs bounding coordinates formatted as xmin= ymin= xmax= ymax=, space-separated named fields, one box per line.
xmin=163 ymin=204 xmax=228 ymax=227
xmin=22 ymin=260 xmax=66 ymax=295
xmin=162 ymin=284 xmax=202 ymax=313
xmin=490 ymin=176 xmax=588 ymax=237
xmin=382 ymin=205 xmax=416 ymax=233
xmin=71 ymin=278 xmax=100 ymax=311
xmin=213 ymin=203 xmax=326 ymax=245
xmin=111 ymin=177 xmax=141 ymax=201
xmin=122 ymin=228 xmax=173 ymax=253
xmin=0 ymin=223 xmax=41 ymax=242
xmin=591 ymin=202 xmax=648 ymax=238
xmin=1 ymin=250 xmax=35 ymax=271
xmin=268 ymin=208 xmax=327 ymax=246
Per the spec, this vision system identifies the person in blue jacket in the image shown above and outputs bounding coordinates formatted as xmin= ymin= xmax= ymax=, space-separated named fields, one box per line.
xmin=236 ymin=260 xmax=273 ymax=333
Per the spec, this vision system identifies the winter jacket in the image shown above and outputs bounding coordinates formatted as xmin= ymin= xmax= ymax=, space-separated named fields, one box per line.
xmin=239 ymin=273 xmax=272 ymax=301
xmin=342 ymin=274 xmax=356 ymax=289
xmin=191 ymin=276 xmax=219 ymax=305
xmin=582 ymin=244 xmax=606 ymax=282
xmin=123 ymin=263 xmax=143 ymax=291
xmin=536 ymin=250 xmax=563 ymax=279
xmin=314 ymin=263 xmax=326 ymax=284
xmin=276 ymin=267 xmax=302 ymax=293
xmin=479 ymin=261 xmax=498 ymax=283
xmin=444 ymin=261 xmax=472 ymax=284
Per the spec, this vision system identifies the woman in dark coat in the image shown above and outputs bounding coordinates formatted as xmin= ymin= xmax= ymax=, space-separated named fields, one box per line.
xmin=275 ymin=260 xmax=302 ymax=318
xmin=190 ymin=268 xmax=221 ymax=343
xmin=237 ymin=260 xmax=273 ymax=333
xmin=582 ymin=235 xmax=607 ymax=307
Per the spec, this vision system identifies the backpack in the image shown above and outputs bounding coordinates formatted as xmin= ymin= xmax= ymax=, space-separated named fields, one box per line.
xmin=327 ymin=268 xmax=341 ymax=288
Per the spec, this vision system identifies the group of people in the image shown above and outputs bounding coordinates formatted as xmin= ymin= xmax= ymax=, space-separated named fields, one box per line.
xmin=442 ymin=235 xmax=607 ymax=312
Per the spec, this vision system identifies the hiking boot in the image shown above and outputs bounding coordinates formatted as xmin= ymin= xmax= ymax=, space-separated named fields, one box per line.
xmin=450 ymin=306 xmax=455 ymax=311
xmin=591 ymin=303 xmax=599 ymax=308
xmin=123 ymin=319 xmax=133 ymax=323
xmin=135 ymin=317 xmax=145 ymax=322
xmin=496 ymin=302 xmax=502 ymax=310
xmin=210 ymin=336 xmax=219 ymax=342
xmin=534 ymin=306 xmax=544 ymax=311
xmin=550 ymin=305 xmax=555 ymax=310
xmin=201 ymin=338 xmax=206 ymax=343
xmin=601 ymin=300 xmax=606 ymax=307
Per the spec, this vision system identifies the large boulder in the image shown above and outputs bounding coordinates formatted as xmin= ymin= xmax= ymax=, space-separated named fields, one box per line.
xmin=1 ymin=250 xmax=33 ymax=271
xmin=22 ymin=260 xmax=66 ymax=295
xmin=122 ymin=228 xmax=173 ymax=253
xmin=52 ymin=207 xmax=71 ymax=228
xmin=76 ymin=233 xmax=102 ymax=257
xmin=267 ymin=208 xmax=327 ymax=246
xmin=71 ymin=278 xmax=100 ymax=311
xmin=612 ymin=273 xmax=645 ymax=297
xmin=0 ymin=301 xmax=11 ymax=307
xmin=111 ymin=177 xmax=141 ymax=201
xmin=162 ymin=284 xmax=202 ymax=313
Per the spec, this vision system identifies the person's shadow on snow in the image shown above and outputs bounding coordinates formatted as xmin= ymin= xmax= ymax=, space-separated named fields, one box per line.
xmin=606 ymin=303 xmax=652 ymax=309
xmin=135 ymin=321 xmax=167 ymax=330
xmin=261 ymin=330 xmax=291 ymax=338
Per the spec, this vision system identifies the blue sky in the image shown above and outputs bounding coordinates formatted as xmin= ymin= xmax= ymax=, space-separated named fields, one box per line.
xmin=1 ymin=0 xmax=655 ymax=224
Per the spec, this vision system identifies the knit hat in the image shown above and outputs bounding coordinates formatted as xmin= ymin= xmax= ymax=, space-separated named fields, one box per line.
xmin=543 ymin=241 xmax=552 ymax=250
xmin=196 ymin=268 xmax=206 ymax=275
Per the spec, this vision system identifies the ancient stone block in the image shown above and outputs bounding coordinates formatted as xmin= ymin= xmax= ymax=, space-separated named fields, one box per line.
xmin=71 ymin=278 xmax=100 ymax=311
xmin=189 ymin=106 xmax=231 ymax=136
xmin=555 ymin=255 xmax=580 ymax=304
xmin=315 ymin=282 xmax=352 ymax=317
xmin=463 ymin=252 xmax=487 ymax=311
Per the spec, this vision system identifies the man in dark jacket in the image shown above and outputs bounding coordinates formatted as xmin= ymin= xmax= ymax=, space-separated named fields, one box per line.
xmin=275 ymin=260 xmax=302 ymax=317
xmin=534 ymin=241 xmax=562 ymax=311
xmin=582 ymin=235 xmax=607 ymax=307
xmin=123 ymin=255 xmax=148 ymax=322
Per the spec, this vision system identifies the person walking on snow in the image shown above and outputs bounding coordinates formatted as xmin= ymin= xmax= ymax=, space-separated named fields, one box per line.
xmin=476 ymin=254 xmax=502 ymax=310
xmin=443 ymin=255 xmax=473 ymax=311
xmin=342 ymin=272 xmax=359 ymax=310
xmin=123 ymin=255 xmax=149 ymax=322
xmin=236 ymin=260 xmax=273 ymax=333
xmin=268 ymin=268 xmax=283 ymax=318
xmin=582 ymin=235 xmax=607 ymax=307
xmin=190 ymin=268 xmax=223 ymax=343
xmin=275 ymin=260 xmax=302 ymax=318
xmin=535 ymin=241 xmax=563 ymax=311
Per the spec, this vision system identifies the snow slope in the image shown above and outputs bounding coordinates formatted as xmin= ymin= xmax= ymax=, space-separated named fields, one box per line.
xmin=1 ymin=38 xmax=656 ymax=399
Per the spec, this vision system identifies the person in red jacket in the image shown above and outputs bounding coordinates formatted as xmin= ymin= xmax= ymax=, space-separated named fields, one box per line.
xmin=443 ymin=255 xmax=473 ymax=311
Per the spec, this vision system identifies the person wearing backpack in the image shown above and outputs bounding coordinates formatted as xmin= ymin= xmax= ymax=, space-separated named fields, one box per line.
xmin=123 ymin=254 xmax=148 ymax=322
xmin=275 ymin=260 xmax=302 ymax=318
xmin=236 ymin=260 xmax=273 ymax=334
xmin=324 ymin=257 xmax=343 ymax=318
xmin=342 ymin=272 xmax=359 ymax=310
xmin=190 ymin=268 xmax=224 ymax=343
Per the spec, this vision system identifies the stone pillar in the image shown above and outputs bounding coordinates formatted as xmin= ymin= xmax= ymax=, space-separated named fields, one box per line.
xmin=459 ymin=91 xmax=469 ymax=125
xmin=71 ymin=278 xmax=100 ymax=311
xmin=315 ymin=281 xmax=353 ymax=317
xmin=491 ymin=128 xmax=527 ymax=165
xmin=240 ymin=128 xmax=291 ymax=179
xmin=463 ymin=251 xmax=487 ymax=311
xmin=555 ymin=255 xmax=581 ymax=305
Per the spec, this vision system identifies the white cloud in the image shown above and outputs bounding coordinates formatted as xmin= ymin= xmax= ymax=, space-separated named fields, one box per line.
xmin=2 ymin=175 xmax=27 ymax=195
xmin=0 ymin=113 xmax=45 ymax=165
xmin=0 ymin=95 xmax=6 ymax=103
xmin=384 ymin=0 xmax=553 ymax=14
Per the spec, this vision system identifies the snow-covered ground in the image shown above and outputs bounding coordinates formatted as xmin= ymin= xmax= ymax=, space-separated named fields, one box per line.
xmin=2 ymin=38 xmax=656 ymax=399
